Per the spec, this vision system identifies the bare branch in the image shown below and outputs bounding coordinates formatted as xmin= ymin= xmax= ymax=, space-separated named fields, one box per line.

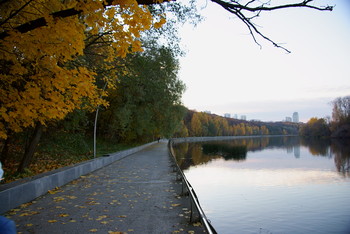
xmin=212 ymin=0 xmax=333 ymax=12
xmin=210 ymin=0 xmax=333 ymax=52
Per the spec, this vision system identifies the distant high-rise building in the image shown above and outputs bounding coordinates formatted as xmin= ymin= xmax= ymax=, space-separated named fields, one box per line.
xmin=234 ymin=114 xmax=238 ymax=119
xmin=285 ymin=117 xmax=292 ymax=122
xmin=204 ymin=110 xmax=211 ymax=114
xmin=224 ymin=113 xmax=231 ymax=118
xmin=293 ymin=112 xmax=299 ymax=123
xmin=241 ymin=115 xmax=247 ymax=120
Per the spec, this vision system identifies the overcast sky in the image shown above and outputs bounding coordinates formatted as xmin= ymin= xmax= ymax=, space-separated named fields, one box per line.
xmin=178 ymin=0 xmax=350 ymax=122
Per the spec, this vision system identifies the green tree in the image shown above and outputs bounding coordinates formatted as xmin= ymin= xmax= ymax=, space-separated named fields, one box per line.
xmin=260 ymin=126 xmax=269 ymax=135
xmin=190 ymin=113 xmax=203 ymax=136
xmin=173 ymin=120 xmax=189 ymax=138
xmin=98 ymin=46 xmax=185 ymax=142
xmin=300 ymin=117 xmax=330 ymax=137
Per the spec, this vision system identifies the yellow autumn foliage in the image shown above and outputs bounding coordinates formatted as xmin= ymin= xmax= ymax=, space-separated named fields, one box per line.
xmin=0 ymin=0 xmax=166 ymax=139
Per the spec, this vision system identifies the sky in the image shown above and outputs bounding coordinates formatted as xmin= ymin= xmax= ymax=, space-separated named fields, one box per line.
xmin=178 ymin=0 xmax=350 ymax=122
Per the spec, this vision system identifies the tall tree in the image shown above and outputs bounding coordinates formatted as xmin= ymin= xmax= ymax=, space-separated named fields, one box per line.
xmin=98 ymin=46 xmax=186 ymax=142
xmin=0 ymin=0 xmax=165 ymax=171
xmin=0 ymin=0 xmax=165 ymax=139
xmin=332 ymin=96 xmax=350 ymax=126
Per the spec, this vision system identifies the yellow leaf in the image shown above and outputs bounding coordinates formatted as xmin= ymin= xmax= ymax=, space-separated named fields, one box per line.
xmin=48 ymin=187 xmax=61 ymax=194
xmin=59 ymin=213 xmax=69 ymax=217
xmin=54 ymin=197 xmax=65 ymax=202
xmin=89 ymin=229 xmax=98 ymax=232
xmin=48 ymin=220 xmax=57 ymax=223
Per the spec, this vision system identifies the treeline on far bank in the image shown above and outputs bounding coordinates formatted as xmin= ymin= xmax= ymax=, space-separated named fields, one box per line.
xmin=173 ymin=110 xmax=300 ymax=138
xmin=299 ymin=96 xmax=350 ymax=138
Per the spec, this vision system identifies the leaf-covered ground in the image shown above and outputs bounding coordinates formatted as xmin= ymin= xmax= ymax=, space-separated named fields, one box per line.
xmin=5 ymin=142 xmax=206 ymax=233
xmin=1 ymin=133 xmax=138 ymax=183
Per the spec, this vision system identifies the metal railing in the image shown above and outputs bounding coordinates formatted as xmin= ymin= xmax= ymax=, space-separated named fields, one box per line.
xmin=168 ymin=140 xmax=217 ymax=234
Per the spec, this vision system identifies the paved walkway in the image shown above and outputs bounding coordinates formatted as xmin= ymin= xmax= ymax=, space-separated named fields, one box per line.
xmin=5 ymin=142 xmax=206 ymax=233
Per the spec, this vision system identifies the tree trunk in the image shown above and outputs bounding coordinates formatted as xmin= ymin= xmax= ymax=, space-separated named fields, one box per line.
xmin=0 ymin=136 xmax=11 ymax=163
xmin=17 ymin=123 xmax=44 ymax=173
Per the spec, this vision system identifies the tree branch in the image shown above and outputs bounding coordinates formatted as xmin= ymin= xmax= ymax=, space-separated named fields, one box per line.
xmin=0 ymin=0 xmax=34 ymax=27
xmin=210 ymin=0 xmax=334 ymax=53
xmin=211 ymin=0 xmax=333 ymax=12
xmin=0 ymin=0 xmax=169 ymax=40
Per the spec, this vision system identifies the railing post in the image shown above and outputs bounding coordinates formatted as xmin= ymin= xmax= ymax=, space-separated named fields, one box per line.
xmin=168 ymin=139 xmax=217 ymax=234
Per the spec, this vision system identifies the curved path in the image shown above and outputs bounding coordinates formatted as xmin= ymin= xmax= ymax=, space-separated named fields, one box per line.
xmin=5 ymin=142 xmax=206 ymax=233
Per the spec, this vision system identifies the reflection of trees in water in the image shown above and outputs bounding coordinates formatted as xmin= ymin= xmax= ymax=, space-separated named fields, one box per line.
xmin=300 ymin=137 xmax=331 ymax=157
xmin=173 ymin=142 xmax=219 ymax=170
xmin=202 ymin=144 xmax=247 ymax=161
xmin=173 ymin=137 xmax=301 ymax=169
xmin=173 ymin=137 xmax=350 ymax=174
xmin=331 ymin=139 xmax=350 ymax=177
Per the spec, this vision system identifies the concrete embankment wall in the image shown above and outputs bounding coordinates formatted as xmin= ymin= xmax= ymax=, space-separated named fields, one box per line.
xmin=0 ymin=142 xmax=156 ymax=214
xmin=171 ymin=135 xmax=281 ymax=144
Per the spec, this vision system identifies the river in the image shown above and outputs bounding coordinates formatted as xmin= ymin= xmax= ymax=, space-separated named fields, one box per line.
xmin=172 ymin=136 xmax=350 ymax=234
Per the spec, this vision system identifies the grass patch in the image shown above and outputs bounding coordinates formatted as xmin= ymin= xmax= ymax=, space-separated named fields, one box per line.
xmin=1 ymin=132 xmax=139 ymax=184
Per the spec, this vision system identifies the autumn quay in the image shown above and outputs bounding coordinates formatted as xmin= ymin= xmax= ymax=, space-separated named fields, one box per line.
xmin=0 ymin=0 xmax=346 ymax=233
xmin=1 ymin=141 xmax=212 ymax=233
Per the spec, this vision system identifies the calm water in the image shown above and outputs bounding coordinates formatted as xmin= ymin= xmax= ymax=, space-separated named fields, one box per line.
xmin=173 ymin=136 xmax=350 ymax=234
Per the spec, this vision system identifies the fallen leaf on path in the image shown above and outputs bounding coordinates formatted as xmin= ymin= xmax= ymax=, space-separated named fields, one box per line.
xmin=48 ymin=187 xmax=61 ymax=194
xmin=193 ymin=222 xmax=201 ymax=227
xmin=20 ymin=202 xmax=33 ymax=208
xmin=96 ymin=215 xmax=107 ymax=220
xmin=58 ymin=213 xmax=69 ymax=217
xmin=53 ymin=196 xmax=65 ymax=202
xmin=20 ymin=211 xmax=39 ymax=216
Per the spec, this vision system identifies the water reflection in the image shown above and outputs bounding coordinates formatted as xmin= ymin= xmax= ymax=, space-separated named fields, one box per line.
xmin=202 ymin=143 xmax=247 ymax=161
xmin=300 ymin=137 xmax=331 ymax=157
xmin=173 ymin=136 xmax=350 ymax=176
xmin=332 ymin=139 xmax=350 ymax=176
xmin=173 ymin=136 xmax=350 ymax=234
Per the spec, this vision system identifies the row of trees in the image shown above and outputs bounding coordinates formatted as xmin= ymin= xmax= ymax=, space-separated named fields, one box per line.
xmin=0 ymin=0 xmax=199 ymax=172
xmin=300 ymin=96 xmax=350 ymax=138
xmin=175 ymin=110 xmax=299 ymax=138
